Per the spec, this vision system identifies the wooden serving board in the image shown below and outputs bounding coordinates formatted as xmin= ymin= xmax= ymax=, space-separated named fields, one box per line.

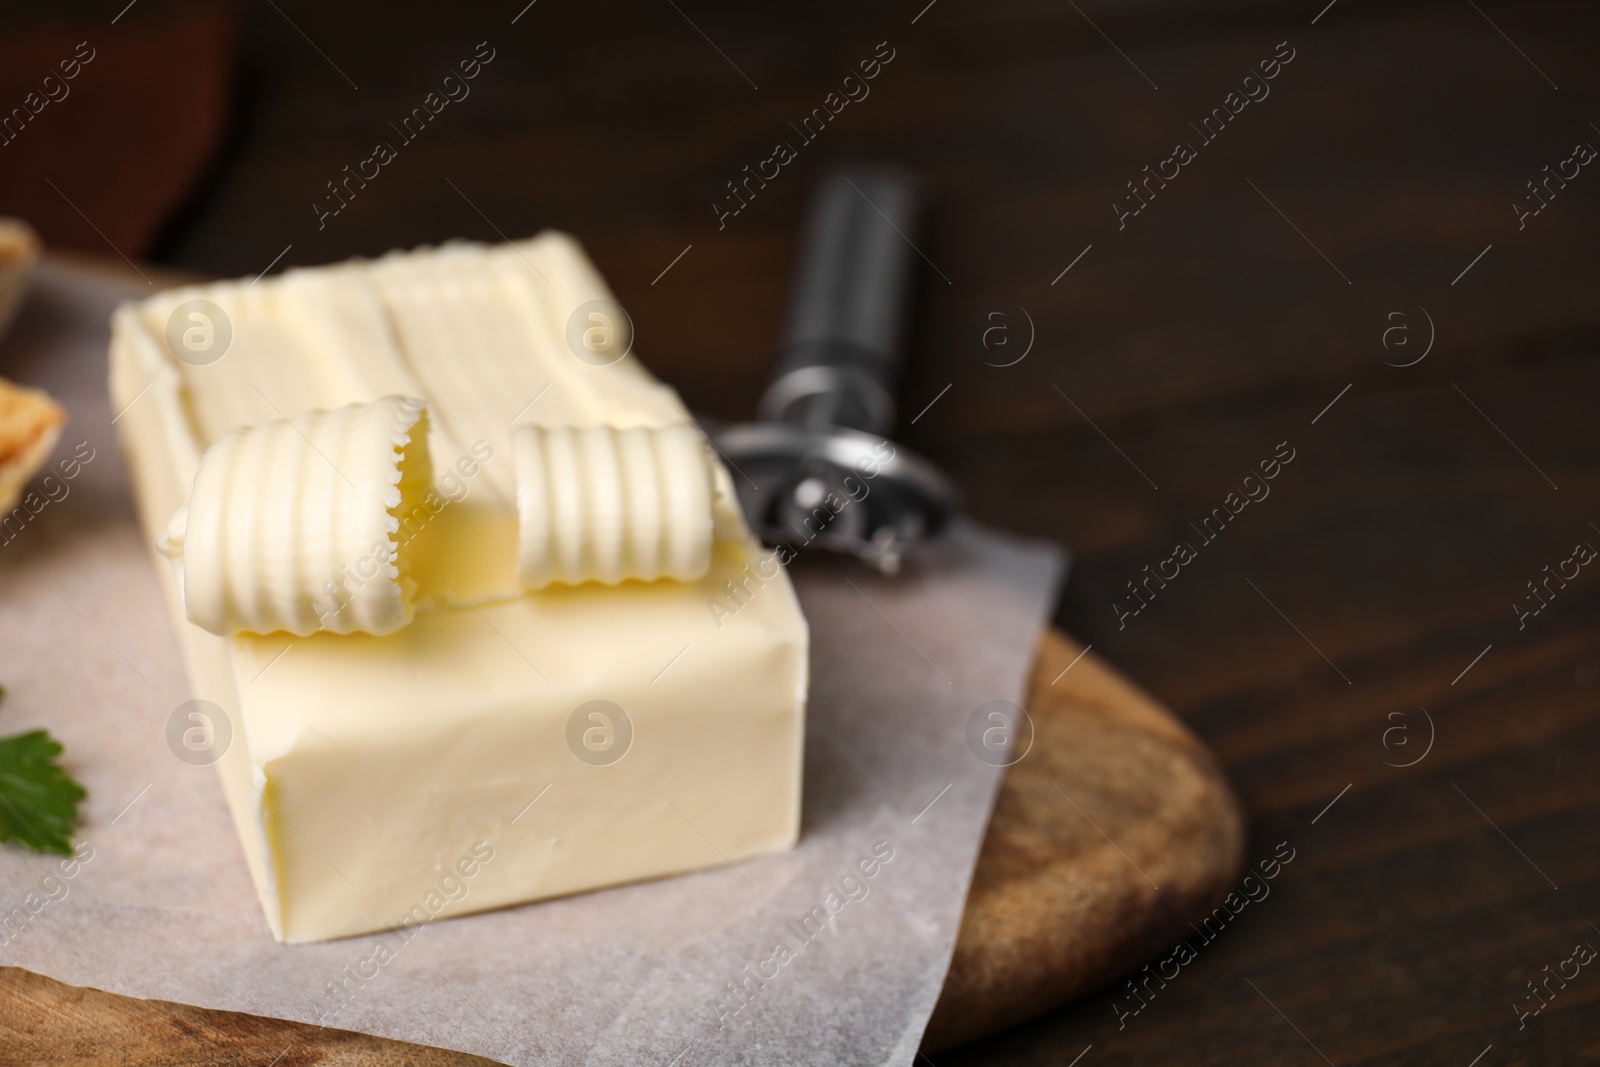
xmin=0 ymin=628 xmax=1245 ymax=1061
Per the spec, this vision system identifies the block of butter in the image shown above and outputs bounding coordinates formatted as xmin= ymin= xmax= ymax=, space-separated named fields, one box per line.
xmin=109 ymin=234 xmax=808 ymax=943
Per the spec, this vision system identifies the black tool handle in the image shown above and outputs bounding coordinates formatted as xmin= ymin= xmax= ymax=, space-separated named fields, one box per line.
xmin=758 ymin=166 xmax=923 ymax=437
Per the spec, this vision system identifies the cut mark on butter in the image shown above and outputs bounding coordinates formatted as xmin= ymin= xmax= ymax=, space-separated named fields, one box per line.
xmin=513 ymin=424 xmax=714 ymax=589
xmin=169 ymin=395 xmax=433 ymax=637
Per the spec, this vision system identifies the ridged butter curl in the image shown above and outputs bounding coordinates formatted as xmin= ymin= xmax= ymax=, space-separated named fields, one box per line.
xmin=512 ymin=424 xmax=714 ymax=589
xmin=164 ymin=396 xmax=432 ymax=637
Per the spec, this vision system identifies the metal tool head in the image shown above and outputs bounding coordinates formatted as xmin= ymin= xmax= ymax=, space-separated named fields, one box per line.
xmin=709 ymin=164 xmax=960 ymax=574
xmin=714 ymin=421 xmax=958 ymax=575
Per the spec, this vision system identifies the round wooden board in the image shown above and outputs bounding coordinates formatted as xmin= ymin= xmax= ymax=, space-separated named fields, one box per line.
xmin=924 ymin=628 xmax=1246 ymax=1051
xmin=0 ymin=630 xmax=1246 ymax=1062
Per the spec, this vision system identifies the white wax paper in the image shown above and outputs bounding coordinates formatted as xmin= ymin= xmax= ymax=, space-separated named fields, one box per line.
xmin=0 ymin=258 xmax=1063 ymax=1066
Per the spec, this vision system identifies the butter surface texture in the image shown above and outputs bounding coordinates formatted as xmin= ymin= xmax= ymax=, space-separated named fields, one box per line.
xmin=110 ymin=234 xmax=808 ymax=943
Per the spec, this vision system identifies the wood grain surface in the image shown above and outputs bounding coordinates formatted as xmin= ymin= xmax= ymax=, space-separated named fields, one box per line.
xmin=0 ymin=629 xmax=1245 ymax=1063
xmin=2 ymin=0 xmax=1598 ymax=1062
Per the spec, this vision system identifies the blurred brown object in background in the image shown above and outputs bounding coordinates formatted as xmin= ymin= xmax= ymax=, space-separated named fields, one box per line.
xmin=0 ymin=219 xmax=40 ymax=346
xmin=0 ymin=9 xmax=234 ymax=260
xmin=0 ymin=376 xmax=64 ymax=514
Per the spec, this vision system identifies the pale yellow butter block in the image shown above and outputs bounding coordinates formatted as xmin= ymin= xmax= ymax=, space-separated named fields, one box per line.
xmin=109 ymin=234 xmax=808 ymax=943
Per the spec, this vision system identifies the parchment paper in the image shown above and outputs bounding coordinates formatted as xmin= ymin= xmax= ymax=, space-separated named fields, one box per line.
xmin=0 ymin=258 xmax=1064 ymax=1066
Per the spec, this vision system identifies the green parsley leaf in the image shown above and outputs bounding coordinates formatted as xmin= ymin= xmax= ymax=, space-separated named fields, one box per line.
xmin=0 ymin=688 xmax=87 ymax=855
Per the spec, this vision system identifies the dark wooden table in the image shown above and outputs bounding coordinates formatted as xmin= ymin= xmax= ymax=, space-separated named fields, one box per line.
xmin=12 ymin=0 xmax=1600 ymax=1062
